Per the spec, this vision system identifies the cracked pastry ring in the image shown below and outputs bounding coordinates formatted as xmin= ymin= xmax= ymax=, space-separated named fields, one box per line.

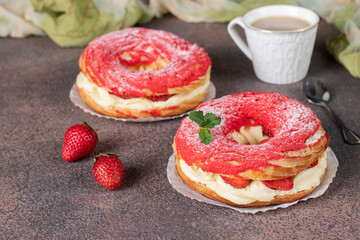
xmin=76 ymin=27 xmax=211 ymax=118
xmin=173 ymin=92 xmax=329 ymax=207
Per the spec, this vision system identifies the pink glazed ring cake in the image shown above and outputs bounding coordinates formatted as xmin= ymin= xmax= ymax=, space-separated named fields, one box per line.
xmin=76 ymin=28 xmax=212 ymax=118
xmin=173 ymin=92 xmax=329 ymax=207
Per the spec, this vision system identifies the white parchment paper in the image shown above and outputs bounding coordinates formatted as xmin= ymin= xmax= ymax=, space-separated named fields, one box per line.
xmin=167 ymin=148 xmax=338 ymax=213
xmin=69 ymin=82 xmax=216 ymax=122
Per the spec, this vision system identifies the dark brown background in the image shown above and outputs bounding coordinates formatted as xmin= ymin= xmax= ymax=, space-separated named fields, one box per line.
xmin=1 ymin=15 xmax=359 ymax=239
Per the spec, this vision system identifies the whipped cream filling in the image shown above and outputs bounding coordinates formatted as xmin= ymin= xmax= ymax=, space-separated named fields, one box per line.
xmin=179 ymin=124 xmax=327 ymax=205
xmin=179 ymin=151 xmax=327 ymax=205
xmin=76 ymin=70 xmax=210 ymax=111
xmin=121 ymin=54 xmax=169 ymax=71
xmin=227 ymin=125 xmax=268 ymax=145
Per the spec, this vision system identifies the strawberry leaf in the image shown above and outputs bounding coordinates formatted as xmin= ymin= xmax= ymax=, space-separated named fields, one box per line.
xmin=199 ymin=128 xmax=213 ymax=144
xmin=189 ymin=110 xmax=204 ymax=125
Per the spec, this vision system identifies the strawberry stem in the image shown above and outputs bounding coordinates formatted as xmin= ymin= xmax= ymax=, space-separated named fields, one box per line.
xmin=94 ymin=153 xmax=119 ymax=165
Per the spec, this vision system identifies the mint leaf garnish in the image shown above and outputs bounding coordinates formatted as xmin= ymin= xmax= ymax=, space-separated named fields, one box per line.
xmin=199 ymin=128 xmax=212 ymax=144
xmin=204 ymin=113 xmax=221 ymax=128
xmin=189 ymin=110 xmax=204 ymax=125
xmin=188 ymin=110 xmax=221 ymax=144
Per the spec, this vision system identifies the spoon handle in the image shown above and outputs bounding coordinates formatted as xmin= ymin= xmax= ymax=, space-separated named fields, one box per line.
xmin=320 ymin=102 xmax=360 ymax=144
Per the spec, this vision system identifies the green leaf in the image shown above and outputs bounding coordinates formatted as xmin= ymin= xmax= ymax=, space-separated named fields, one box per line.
xmin=189 ymin=110 xmax=204 ymax=125
xmin=189 ymin=110 xmax=221 ymax=144
xmin=199 ymin=128 xmax=213 ymax=144
xmin=203 ymin=113 xmax=221 ymax=128
xmin=198 ymin=121 xmax=208 ymax=128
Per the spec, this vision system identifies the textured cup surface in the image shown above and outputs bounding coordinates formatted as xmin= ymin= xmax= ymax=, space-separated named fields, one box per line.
xmin=228 ymin=5 xmax=319 ymax=84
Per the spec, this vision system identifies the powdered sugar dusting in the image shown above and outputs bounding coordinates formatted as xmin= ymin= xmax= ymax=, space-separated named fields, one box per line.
xmin=81 ymin=28 xmax=211 ymax=97
xmin=174 ymin=92 xmax=324 ymax=175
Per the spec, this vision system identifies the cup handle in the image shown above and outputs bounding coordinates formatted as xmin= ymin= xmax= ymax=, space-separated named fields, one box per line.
xmin=227 ymin=16 xmax=253 ymax=60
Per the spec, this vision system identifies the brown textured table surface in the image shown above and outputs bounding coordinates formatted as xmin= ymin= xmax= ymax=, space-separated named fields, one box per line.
xmin=1 ymin=15 xmax=360 ymax=239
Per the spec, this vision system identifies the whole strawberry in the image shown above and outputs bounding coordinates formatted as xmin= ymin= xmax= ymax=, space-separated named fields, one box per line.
xmin=93 ymin=153 xmax=124 ymax=190
xmin=62 ymin=122 xmax=97 ymax=162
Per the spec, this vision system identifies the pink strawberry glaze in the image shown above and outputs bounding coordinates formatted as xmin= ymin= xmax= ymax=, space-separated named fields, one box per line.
xmin=81 ymin=28 xmax=211 ymax=97
xmin=174 ymin=92 xmax=325 ymax=175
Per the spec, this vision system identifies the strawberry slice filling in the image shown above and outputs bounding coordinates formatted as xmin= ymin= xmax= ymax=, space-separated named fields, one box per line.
xmin=308 ymin=159 xmax=319 ymax=168
xmin=261 ymin=177 xmax=294 ymax=191
xmin=221 ymin=176 xmax=250 ymax=189
xmin=221 ymin=175 xmax=295 ymax=191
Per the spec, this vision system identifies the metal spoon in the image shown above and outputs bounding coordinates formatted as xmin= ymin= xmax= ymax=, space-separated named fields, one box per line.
xmin=303 ymin=77 xmax=360 ymax=145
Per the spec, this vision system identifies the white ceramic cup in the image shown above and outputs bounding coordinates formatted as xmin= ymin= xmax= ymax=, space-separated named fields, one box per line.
xmin=227 ymin=5 xmax=319 ymax=84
